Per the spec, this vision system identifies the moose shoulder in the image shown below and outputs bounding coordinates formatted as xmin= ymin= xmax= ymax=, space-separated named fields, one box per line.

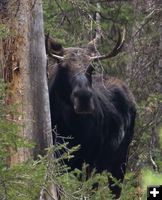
xmin=46 ymin=30 xmax=136 ymax=199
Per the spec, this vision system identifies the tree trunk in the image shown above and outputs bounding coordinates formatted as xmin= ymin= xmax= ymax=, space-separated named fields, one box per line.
xmin=0 ymin=0 xmax=58 ymax=199
xmin=159 ymin=1 xmax=162 ymax=73
xmin=1 ymin=0 xmax=51 ymax=164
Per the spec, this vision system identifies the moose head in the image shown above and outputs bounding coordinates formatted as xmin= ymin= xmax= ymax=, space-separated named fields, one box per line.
xmin=45 ymin=28 xmax=125 ymax=114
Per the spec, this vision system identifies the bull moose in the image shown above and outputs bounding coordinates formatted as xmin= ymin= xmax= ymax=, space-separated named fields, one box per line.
xmin=45 ymin=29 xmax=136 ymax=199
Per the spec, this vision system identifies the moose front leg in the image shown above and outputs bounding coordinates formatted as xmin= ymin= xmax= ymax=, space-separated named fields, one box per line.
xmin=108 ymin=162 xmax=126 ymax=199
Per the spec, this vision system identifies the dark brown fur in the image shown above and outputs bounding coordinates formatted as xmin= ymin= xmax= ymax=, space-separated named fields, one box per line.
xmin=46 ymin=35 xmax=136 ymax=199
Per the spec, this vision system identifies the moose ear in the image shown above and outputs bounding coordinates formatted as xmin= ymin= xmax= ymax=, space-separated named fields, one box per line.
xmin=45 ymin=33 xmax=64 ymax=56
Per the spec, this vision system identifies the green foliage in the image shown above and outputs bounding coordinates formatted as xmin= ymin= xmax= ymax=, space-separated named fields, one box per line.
xmin=56 ymin=164 xmax=115 ymax=200
xmin=0 ymin=160 xmax=46 ymax=200
xmin=0 ymin=24 xmax=10 ymax=38
xmin=121 ymin=172 xmax=139 ymax=200
xmin=43 ymin=0 xmax=134 ymax=47
xmin=43 ymin=144 xmax=116 ymax=200
xmin=142 ymin=169 xmax=162 ymax=200
xmin=0 ymin=79 xmax=45 ymax=199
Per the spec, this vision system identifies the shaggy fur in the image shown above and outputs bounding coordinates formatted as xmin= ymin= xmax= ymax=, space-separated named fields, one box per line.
xmin=49 ymin=63 xmax=136 ymax=198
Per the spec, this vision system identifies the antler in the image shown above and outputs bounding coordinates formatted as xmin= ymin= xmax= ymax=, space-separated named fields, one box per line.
xmin=89 ymin=27 xmax=126 ymax=61
xmin=49 ymin=54 xmax=64 ymax=60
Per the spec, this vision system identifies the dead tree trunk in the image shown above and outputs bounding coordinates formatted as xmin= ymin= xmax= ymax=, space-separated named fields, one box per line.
xmin=0 ymin=0 xmax=58 ymax=199
xmin=0 ymin=0 xmax=51 ymax=163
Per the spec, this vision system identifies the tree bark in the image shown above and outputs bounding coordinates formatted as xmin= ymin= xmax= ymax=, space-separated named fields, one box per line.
xmin=1 ymin=0 xmax=52 ymax=164
xmin=159 ymin=1 xmax=162 ymax=72
xmin=1 ymin=0 xmax=58 ymax=199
